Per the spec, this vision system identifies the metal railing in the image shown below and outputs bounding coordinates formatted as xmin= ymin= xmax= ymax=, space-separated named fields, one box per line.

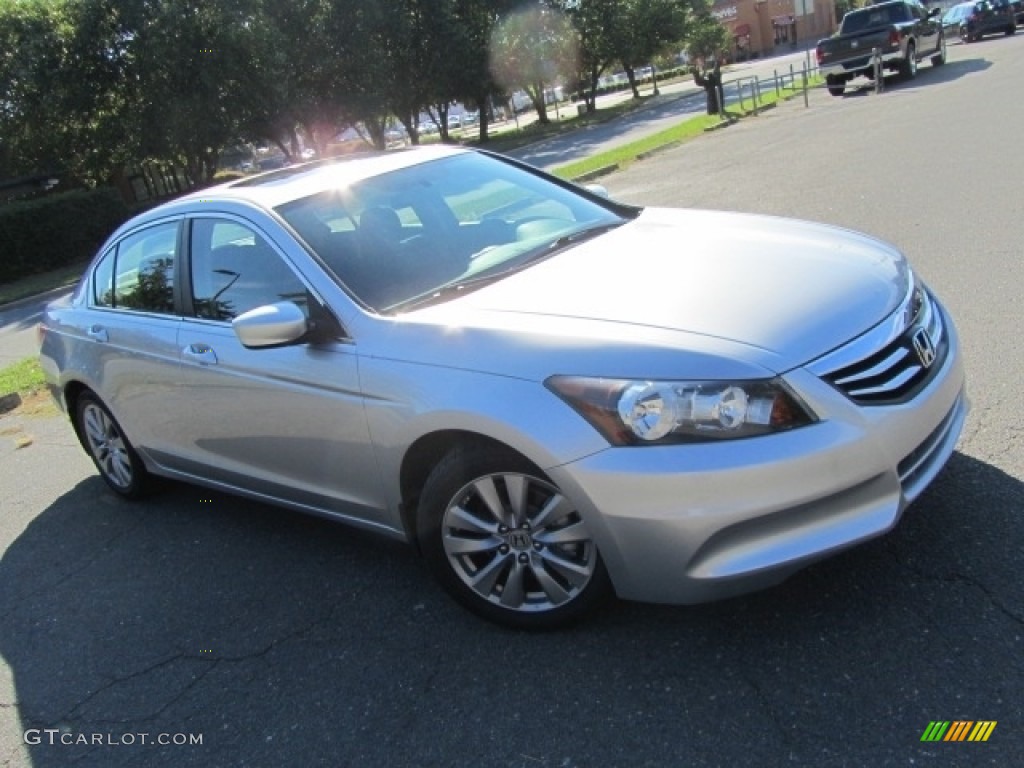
xmin=722 ymin=50 xmax=821 ymax=119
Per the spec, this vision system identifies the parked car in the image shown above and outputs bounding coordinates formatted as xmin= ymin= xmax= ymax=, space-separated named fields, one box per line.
xmin=39 ymin=146 xmax=966 ymax=629
xmin=816 ymin=0 xmax=946 ymax=96
xmin=942 ymin=0 xmax=1016 ymax=40
xmin=1010 ymin=0 xmax=1024 ymax=24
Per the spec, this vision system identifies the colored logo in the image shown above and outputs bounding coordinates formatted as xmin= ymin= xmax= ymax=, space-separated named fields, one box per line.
xmin=920 ymin=721 xmax=997 ymax=742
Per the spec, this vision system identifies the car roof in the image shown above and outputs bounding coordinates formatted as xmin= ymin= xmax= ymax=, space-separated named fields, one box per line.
xmin=178 ymin=144 xmax=470 ymax=211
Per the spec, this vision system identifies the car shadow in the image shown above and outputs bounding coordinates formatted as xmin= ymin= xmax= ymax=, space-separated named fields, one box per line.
xmin=2 ymin=450 xmax=1021 ymax=765
xmin=841 ymin=56 xmax=992 ymax=97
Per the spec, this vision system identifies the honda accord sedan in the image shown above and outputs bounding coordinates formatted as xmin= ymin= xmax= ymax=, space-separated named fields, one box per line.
xmin=39 ymin=146 xmax=966 ymax=628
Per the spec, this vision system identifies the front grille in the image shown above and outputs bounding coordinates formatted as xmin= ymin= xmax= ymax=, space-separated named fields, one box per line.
xmin=816 ymin=286 xmax=947 ymax=405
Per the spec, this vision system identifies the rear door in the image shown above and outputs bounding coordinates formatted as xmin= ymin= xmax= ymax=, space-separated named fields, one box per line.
xmin=76 ymin=218 xmax=184 ymax=457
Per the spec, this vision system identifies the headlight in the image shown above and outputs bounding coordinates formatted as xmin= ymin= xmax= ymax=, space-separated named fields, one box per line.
xmin=546 ymin=376 xmax=817 ymax=446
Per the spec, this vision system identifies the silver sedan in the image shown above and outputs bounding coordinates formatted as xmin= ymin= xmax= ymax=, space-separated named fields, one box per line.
xmin=39 ymin=146 xmax=966 ymax=628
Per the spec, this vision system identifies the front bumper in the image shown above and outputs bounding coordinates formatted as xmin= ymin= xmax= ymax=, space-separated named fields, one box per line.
xmin=547 ymin=306 xmax=966 ymax=605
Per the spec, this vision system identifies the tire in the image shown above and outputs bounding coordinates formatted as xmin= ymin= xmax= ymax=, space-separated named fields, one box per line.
xmin=75 ymin=392 xmax=149 ymax=498
xmin=900 ymin=43 xmax=917 ymax=79
xmin=1007 ymin=24 xmax=1016 ymax=35
xmin=932 ymin=35 xmax=947 ymax=66
xmin=960 ymin=26 xmax=972 ymax=44
xmin=416 ymin=442 xmax=612 ymax=629
xmin=826 ymin=76 xmax=845 ymax=96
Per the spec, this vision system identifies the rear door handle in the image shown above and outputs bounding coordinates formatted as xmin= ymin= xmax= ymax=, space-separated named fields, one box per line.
xmin=183 ymin=343 xmax=218 ymax=365
xmin=87 ymin=325 xmax=108 ymax=342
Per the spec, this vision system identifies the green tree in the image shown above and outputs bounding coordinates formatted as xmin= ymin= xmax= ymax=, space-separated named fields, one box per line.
xmin=685 ymin=12 xmax=730 ymax=62
xmin=560 ymin=0 xmax=623 ymax=113
xmin=489 ymin=2 xmax=579 ymax=125
xmin=0 ymin=0 xmax=76 ymax=179
xmin=613 ymin=0 xmax=691 ymax=99
xmin=449 ymin=0 xmax=519 ymax=143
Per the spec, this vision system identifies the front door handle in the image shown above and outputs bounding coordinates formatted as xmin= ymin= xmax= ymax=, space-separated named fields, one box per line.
xmin=183 ymin=343 xmax=218 ymax=366
xmin=87 ymin=325 xmax=108 ymax=342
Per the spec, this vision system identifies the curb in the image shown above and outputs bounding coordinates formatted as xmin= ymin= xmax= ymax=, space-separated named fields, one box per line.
xmin=0 ymin=283 xmax=77 ymax=313
xmin=571 ymin=165 xmax=620 ymax=183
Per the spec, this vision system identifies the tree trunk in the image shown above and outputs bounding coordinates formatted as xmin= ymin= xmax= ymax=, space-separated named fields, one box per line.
xmin=624 ymin=65 xmax=641 ymax=99
xmin=525 ymin=81 xmax=550 ymax=124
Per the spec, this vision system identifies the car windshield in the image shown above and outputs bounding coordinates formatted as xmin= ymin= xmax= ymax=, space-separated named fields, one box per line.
xmin=275 ymin=152 xmax=628 ymax=313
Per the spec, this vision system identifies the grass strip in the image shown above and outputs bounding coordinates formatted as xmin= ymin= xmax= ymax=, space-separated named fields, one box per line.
xmin=0 ymin=357 xmax=45 ymax=398
xmin=552 ymin=76 xmax=823 ymax=181
xmin=551 ymin=114 xmax=723 ymax=181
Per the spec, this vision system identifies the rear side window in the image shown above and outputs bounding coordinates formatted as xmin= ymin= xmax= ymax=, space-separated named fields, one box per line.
xmin=113 ymin=223 xmax=178 ymax=312
xmin=90 ymin=221 xmax=179 ymax=313
xmin=92 ymin=248 xmax=115 ymax=307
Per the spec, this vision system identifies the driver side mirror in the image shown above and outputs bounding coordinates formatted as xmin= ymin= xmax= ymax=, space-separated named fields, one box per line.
xmin=232 ymin=301 xmax=308 ymax=348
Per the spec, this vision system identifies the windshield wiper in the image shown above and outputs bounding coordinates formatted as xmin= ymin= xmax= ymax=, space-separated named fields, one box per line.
xmin=543 ymin=221 xmax=624 ymax=253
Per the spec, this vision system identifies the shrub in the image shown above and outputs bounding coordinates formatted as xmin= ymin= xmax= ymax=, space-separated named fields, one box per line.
xmin=0 ymin=188 xmax=131 ymax=283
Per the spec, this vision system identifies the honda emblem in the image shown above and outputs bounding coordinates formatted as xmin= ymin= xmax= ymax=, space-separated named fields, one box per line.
xmin=912 ymin=328 xmax=936 ymax=369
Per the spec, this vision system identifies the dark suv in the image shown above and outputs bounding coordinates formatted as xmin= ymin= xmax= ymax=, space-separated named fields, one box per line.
xmin=942 ymin=0 xmax=1016 ymax=41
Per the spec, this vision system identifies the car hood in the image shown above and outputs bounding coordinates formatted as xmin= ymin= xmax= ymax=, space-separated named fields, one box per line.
xmin=387 ymin=208 xmax=910 ymax=377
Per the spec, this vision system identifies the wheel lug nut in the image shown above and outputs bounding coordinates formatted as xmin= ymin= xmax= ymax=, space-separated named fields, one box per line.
xmin=521 ymin=522 xmax=530 ymax=530
xmin=498 ymin=525 xmax=508 ymax=534
xmin=518 ymin=553 xmax=529 ymax=564
xmin=534 ymin=542 xmax=544 ymax=551
xmin=499 ymin=545 xmax=510 ymax=554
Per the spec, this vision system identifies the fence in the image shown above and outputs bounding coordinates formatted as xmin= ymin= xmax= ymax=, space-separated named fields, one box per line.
xmin=718 ymin=49 xmax=825 ymax=121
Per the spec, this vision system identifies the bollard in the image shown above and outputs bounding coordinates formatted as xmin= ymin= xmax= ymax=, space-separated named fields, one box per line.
xmin=802 ymin=64 xmax=809 ymax=108
xmin=754 ymin=76 xmax=761 ymax=113
xmin=873 ymin=48 xmax=883 ymax=94
xmin=774 ymin=69 xmax=780 ymax=98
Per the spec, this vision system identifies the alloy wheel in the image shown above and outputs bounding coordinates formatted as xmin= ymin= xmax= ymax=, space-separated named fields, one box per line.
xmin=440 ymin=472 xmax=598 ymax=613
xmin=82 ymin=401 xmax=134 ymax=490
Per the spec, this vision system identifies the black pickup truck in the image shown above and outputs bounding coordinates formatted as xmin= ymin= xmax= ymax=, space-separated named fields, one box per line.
xmin=816 ymin=0 xmax=946 ymax=96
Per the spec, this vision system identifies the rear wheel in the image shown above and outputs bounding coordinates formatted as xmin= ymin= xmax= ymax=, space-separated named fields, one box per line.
xmin=900 ymin=43 xmax=918 ymax=79
xmin=932 ymin=35 xmax=947 ymax=66
xmin=826 ymin=75 xmax=845 ymax=97
xmin=417 ymin=443 xmax=612 ymax=629
xmin=75 ymin=392 xmax=149 ymax=498
xmin=1007 ymin=24 xmax=1016 ymax=35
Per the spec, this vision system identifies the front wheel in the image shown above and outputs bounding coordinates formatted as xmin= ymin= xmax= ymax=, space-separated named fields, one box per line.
xmin=417 ymin=443 xmax=612 ymax=629
xmin=932 ymin=35 xmax=947 ymax=66
xmin=75 ymin=392 xmax=150 ymax=498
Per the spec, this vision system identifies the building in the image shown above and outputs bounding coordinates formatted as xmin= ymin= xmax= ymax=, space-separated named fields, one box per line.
xmin=712 ymin=0 xmax=838 ymax=60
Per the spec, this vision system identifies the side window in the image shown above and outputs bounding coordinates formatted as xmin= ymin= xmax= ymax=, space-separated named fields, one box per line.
xmin=92 ymin=247 xmax=115 ymax=307
xmin=112 ymin=222 xmax=179 ymax=313
xmin=190 ymin=218 xmax=309 ymax=321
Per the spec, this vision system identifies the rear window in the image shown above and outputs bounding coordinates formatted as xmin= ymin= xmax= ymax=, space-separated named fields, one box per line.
xmin=842 ymin=3 xmax=910 ymax=33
